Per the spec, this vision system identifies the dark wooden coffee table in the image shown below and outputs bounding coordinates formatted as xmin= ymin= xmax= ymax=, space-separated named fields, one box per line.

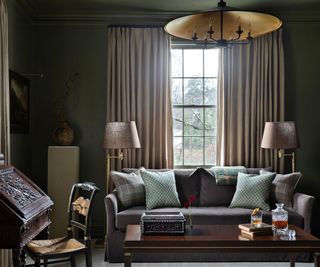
xmin=124 ymin=224 xmax=320 ymax=267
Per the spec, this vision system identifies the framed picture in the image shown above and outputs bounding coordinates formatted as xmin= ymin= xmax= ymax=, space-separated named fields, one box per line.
xmin=9 ymin=70 xmax=30 ymax=133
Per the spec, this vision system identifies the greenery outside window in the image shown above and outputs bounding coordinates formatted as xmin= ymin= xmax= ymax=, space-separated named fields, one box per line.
xmin=171 ymin=48 xmax=219 ymax=167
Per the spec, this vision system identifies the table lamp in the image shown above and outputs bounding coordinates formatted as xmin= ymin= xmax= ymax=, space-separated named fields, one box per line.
xmin=103 ymin=121 xmax=141 ymax=194
xmin=261 ymin=121 xmax=300 ymax=173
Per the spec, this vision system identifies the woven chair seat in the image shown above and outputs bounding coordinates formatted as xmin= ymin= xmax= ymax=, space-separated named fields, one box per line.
xmin=27 ymin=237 xmax=85 ymax=255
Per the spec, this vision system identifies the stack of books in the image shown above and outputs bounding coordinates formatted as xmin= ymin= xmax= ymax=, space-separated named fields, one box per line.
xmin=239 ymin=223 xmax=273 ymax=239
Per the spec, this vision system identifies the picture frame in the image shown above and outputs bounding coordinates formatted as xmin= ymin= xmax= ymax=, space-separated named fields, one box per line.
xmin=9 ymin=70 xmax=30 ymax=133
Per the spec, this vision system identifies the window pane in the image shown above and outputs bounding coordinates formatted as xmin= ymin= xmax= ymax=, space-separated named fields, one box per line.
xmin=172 ymin=78 xmax=182 ymax=105
xmin=205 ymin=137 xmax=215 ymax=165
xmin=184 ymin=108 xmax=203 ymax=136
xmin=172 ymin=49 xmax=182 ymax=77
xmin=204 ymin=78 xmax=217 ymax=105
xmin=204 ymin=49 xmax=219 ymax=77
xmin=171 ymin=47 xmax=219 ymax=167
xmin=184 ymin=78 xmax=203 ymax=105
xmin=173 ymin=108 xmax=183 ymax=136
xmin=184 ymin=50 xmax=203 ymax=77
xmin=184 ymin=137 xmax=203 ymax=165
xmin=174 ymin=137 xmax=183 ymax=165
xmin=205 ymin=107 xmax=216 ymax=136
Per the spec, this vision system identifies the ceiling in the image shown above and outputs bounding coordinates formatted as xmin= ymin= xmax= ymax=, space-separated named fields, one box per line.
xmin=18 ymin=0 xmax=320 ymax=21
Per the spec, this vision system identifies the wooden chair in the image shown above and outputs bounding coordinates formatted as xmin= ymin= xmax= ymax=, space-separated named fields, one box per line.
xmin=25 ymin=182 xmax=99 ymax=267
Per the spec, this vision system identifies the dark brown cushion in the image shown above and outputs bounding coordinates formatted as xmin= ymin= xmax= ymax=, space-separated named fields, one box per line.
xmin=200 ymin=169 xmax=236 ymax=206
xmin=174 ymin=168 xmax=201 ymax=207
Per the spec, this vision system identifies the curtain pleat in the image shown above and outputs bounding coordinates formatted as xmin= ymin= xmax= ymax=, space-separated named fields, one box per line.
xmin=217 ymin=30 xmax=284 ymax=173
xmin=106 ymin=27 xmax=173 ymax=184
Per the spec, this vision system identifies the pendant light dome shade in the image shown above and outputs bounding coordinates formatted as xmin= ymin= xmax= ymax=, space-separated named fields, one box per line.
xmin=164 ymin=1 xmax=282 ymax=47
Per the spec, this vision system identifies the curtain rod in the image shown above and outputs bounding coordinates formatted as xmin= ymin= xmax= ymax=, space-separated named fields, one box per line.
xmin=21 ymin=73 xmax=45 ymax=78
xmin=108 ymin=25 xmax=163 ymax=28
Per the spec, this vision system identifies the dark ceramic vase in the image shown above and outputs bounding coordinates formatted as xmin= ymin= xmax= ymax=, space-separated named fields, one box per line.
xmin=53 ymin=121 xmax=74 ymax=146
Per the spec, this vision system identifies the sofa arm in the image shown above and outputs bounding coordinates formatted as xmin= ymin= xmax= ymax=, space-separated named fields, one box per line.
xmin=105 ymin=191 xmax=119 ymax=237
xmin=293 ymin=192 xmax=315 ymax=233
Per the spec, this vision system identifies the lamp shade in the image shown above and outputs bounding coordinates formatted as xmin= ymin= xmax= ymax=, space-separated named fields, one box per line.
xmin=103 ymin=121 xmax=141 ymax=149
xmin=261 ymin=121 xmax=300 ymax=149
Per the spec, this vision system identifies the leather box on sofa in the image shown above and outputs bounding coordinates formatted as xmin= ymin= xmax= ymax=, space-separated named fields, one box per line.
xmin=104 ymin=168 xmax=315 ymax=263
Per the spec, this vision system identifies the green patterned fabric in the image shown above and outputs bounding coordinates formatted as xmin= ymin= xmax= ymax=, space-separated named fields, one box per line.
xmin=229 ymin=172 xmax=276 ymax=211
xmin=141 ymin=170 xmax=181 ymax=210
xmin=211 ymin=166 xmax=247 ymax=185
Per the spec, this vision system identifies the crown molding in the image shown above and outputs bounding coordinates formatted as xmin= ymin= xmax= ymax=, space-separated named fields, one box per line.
xmin=28 ymin=11 xmax=190 ymax=26
xmin=14 ymin=0 xmax=38 ymax=19
xmin=14 ymin=1 xmax=320 ymax=25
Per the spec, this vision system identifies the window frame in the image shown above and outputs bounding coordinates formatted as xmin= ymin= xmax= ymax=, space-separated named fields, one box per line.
xmin=171 ymin=44 xmax=218 ymax=168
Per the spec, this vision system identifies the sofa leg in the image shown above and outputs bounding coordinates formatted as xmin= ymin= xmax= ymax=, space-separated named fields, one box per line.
xmin=104 ymin=236 xmax=108 ymax=262
xmin=290 ymin=256 xmax=295 ymax=267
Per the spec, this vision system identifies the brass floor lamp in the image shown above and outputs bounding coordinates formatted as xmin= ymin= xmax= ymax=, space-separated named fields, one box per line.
xmin=261 ymin=121 xmax=300 ymax=173
xmin=103 ymin=121 xmax=140 ymax=257
xmin=103 ymin=121 xmax=141 ymax=194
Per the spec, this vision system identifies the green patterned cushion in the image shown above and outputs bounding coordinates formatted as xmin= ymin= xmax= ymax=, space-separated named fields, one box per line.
xmin=141 ymin=170 xmax=181 ymax=210
xmin=229 ymin=172 xmax=276 ymax=211
xmin=211 ymin=166 xmax=247 ymax=185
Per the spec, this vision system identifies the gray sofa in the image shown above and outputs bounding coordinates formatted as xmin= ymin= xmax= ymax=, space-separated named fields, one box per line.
xmin=104 ymin=168 xmax=315 ymax=263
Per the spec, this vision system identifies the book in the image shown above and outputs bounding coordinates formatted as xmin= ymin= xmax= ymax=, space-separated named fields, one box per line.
xmin=238 ymin=223 xmax=273 ymax=232
xmin=240 ymin=229 xmax=273 ymax=238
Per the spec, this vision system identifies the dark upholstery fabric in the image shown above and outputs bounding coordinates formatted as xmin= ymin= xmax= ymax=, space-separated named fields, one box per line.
xmin=174 ymin=168 xmax=201 ymax=206
xmin=200 ymin=169 xmax=236 ymax=206
xmin=115 ymin=206 xmax=304 ymax=231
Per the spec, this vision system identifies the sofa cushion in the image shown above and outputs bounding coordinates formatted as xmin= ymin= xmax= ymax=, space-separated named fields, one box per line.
xmin=111 ymin=168 xmax=145 ymax=209
xmin=246 ymin=167 xmax=273 ymax=174
xmin=141 ymin=170 xmax=181 ymax=210
xmin=211 ymin=166 xmax=247 ymax=185
xmin=230 ymin=172 xmax=276 ymax=211
xmin=200 ymin=169 xmax=236 ymax=206
xmin=115 ymin=206 xmax=304 ymax=231
xmin=261 ymin=170 xmax=302 ymax=210
xmin=174 ymin=168 xmax=201 ymax=207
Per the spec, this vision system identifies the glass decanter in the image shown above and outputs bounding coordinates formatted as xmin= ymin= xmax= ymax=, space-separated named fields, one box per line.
xmin=272 ymin=203 xmax=288 ymax=235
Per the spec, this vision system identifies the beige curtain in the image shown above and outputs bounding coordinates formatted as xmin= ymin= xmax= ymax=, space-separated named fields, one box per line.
xmin=216 ymin=29 xmax=284 ymax=172
xmin=0 ymin=0 xmax=12 ymax=265
xmin=106 ymin=27 xmax=173 ymax=177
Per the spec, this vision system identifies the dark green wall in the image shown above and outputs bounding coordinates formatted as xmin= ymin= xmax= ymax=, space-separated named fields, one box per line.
xmin=8 ymin=0 xmax=34 ymax=176
xmin=283 ymin=20 xmax=320 ymax=235
xmin=31 ymin=24 xmax=107 ymax=235
xmin=7 ymin=0 xmax=320 ymax=237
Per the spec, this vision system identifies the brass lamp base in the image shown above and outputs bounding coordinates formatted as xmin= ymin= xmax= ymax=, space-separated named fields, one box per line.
xmin=278 ymin=150 xmax=296 ymax=173
xmin=105 ymin=150 xmax=124 ymax=194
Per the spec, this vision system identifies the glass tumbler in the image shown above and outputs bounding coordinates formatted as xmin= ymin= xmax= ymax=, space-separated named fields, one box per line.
xmin=251 ymin=209 xmax=263 ymax=227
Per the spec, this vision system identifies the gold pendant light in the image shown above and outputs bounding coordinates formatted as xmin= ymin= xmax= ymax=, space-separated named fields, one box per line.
xmin=165 ymin=0 xmax=282 ymax=48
